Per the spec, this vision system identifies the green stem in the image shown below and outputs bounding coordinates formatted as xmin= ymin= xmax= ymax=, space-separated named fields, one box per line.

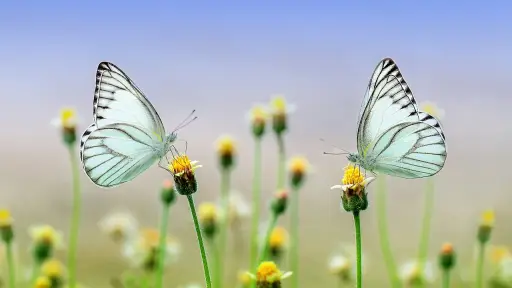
xmin=276 ymin=134 xmax=286 ymax=190
xmin=217 ymin=169 xmax=231 ymax=288
xmin=417 ymin=178 xmax=435 ymax=271
xmin=442 ymin=269 xmax=450 ymax=288
xmin=257 ymin=212 xmax=279 ymax=267
xmin=376 ymin=176 xmax=401 ymax=288
xmin=30 ymin=263 xmax=40 ymax=285
xmin=6 ymin=241 xmax=15 ymax=288
xmin=155 ymin=203 xmax=171 ymax=288
xmin=290 ymin=185 xmax=300 ymax=288
xmin=67 ymin=145 xmax=82 ymax=288
xmin=209 ymin=239 xmax=221 ymax=288
xmin=249 ymin=138 xmax=263 ymax=272
xmin=476 ymin=242 xmax=485 ymax=288
xmin=353 ymin=211 xmax=363 ymax=288
xmin=186 ymin=195 xmax=212 ymax=288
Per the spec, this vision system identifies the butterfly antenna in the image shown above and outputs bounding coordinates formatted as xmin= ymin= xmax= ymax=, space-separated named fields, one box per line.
xmin=320 ymin=138 xmax=350 ymax=155
xmin=173 ymin=109 xmax=197 ymax=132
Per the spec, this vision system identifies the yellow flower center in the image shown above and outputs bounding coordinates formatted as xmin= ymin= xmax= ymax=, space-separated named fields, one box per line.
xmin=289 ymin=156 xmax=309 ymax=175
xmin=0 ymin=209 xmax=12 ymax=227
xmin=199 ymin=203 xmax=218 ymax=223
xmin=41 ymin=259 xmax=64 ymax=278
xmin=270 ymin=96 xmax=287 ymax=115
xmin=256 ymin=261 xmax=282 ymax=283
xmin=217 ymin=136 xmax=236 ymax=156
xmin=238 ymin=270 xmax=252 ymax=285
xmin=37 ymin=226 xmax=57 ymax=244
xmin=250 ymin=106 xmax=267 ymax=123
xmin=342 ymin=165 xmax=365 ymax=186
xmin=269 ymin=226 xmax=287 ymax=249
xmin=440 ymin=242 xmax=453 ymax=255
xmin=140 ymin=228 xmax=160 ymax=248
xmin=481 ymin=209 xmax=495 ymax=227
xmin=60 ymin=108 xmax=76 ymax=128
xmin=491 ymin=246 xmax=511 ymax=263
xmin=169 ymin=155 xmax=194 ymax=176
xmin=34 ymin=276 xmax=51 ymax=288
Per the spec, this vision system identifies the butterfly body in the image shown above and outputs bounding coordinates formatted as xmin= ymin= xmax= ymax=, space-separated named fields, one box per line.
xmin=347 ymin=58 xmax=447 ymax=179
xmin=80 ymin=62 xmax=188 ymax=188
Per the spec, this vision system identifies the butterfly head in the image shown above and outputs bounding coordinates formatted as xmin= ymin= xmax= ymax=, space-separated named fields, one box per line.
xmin=347 ymin=153 xmax=359 ymax=164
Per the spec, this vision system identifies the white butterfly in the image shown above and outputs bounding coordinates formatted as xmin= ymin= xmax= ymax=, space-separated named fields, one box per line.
xmin=346 ymin=58 xmax=447 ymax=179
xmin=80 ymin=62 xmax=195 ymax=188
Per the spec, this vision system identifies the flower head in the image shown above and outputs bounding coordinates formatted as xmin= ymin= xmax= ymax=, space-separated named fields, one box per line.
xmin=216 ymin=135 xmax=236 ymax=169
xmin=399 ymin=260 xmax=435 ymax=286
xmin=29 ymin=225 xmax=64 ymax=263
xmin=269 ymin=226 xmax=289 ymax=258
xmin=226 ymin=191 xmax=251 ymax=226
xmin=41 ymin=258 xmax=66 ymax=286
xmin=238 ymin=270 xmax=253 ymax=287
xmin=98 ymin=210 xmax=139 ymax=244
xmin=250 ymin=261 xmax=292 ymax=287
xmin=247 ymin=105 xmax=268 ymax=138
xmin=288 ymin=156 xmax=310 ymax=188
xmin=198 ymin=202 xmax=219 ymax=239
xmin=34 ymin=276 xmax=51 ymax=288
xmin=478 ymin=209 xmax=495 ymax=244
xmin=328 ymin=243 xmax=363 ymax=283
xmin=168 ymin=154 xmax=202 ymax=195
xmin=439 ymin=242 xmax=456 ymax=271
xmin=160 ymin=179 xmax=177 ymax=206
xmin=331 ymin=165 xmax=374 ymax=212
xmin=51 ymin=107 xmax=79 ymax=145
xmin=269 ymin=95 xmax=295 ymax=135
xmin=419 ymin=101 xmax=445 ymax=119
xmin=122 ymin=228 xmax=181 ymax=271
xmin=271 ymin=189 xmax=289 ymax=216
xmin=0 ymin=209 xmax=14 ymax=243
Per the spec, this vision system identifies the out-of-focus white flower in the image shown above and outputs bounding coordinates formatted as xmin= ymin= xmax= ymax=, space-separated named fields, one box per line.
xmin=122 ymin=228 xmax=181 ymax=270
xmin=98 ymin=210 xmax=138 ymax=244
xmin=224 ymin=191 xmax=251 ymax=225
xmin=328 ymin=243 xmax=366 ymax=283
xmin=399 ymin=259 xmax=435 ymax=286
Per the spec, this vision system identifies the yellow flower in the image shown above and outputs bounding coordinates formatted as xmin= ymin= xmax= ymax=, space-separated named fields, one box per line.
xmin=270 ymin=95 xmax=294 ymax=116
xmin=29 ymin=225 xmax=64 ymax=248
xmin=491 ymin=246 xmax=511 ymax=264
xmin=419 ymin=101 xmax=445 ymax=119
xmin=34 ymin=276 xmax=51 ymax=288
xmin=0 ymin=209 xmax=13 ymax=228
xmin=238 ymin=270 xmax=253 ymax=286
xmin=331 ymin=165 xmax=375 ymax=193
xmin=216 ymin=135 xmax=236 ymax=157
xmin=41 ymin=258 xmax=66 ymax=280
xmin=440 ymin=242 xmax=454 ymax=255
xmin=289 ymin=156 xmax=310 ymax=176
xmin=481 ymin=209 xmax=495 ymax=227
xmin=199 ymin=203 xmax=218 ymax=223
xmin=249 ymin=105 xmax=268 ymax=124
xmin=168 ymin=155 xmax=201 ymax=177
xmin=52 ymin=107 xmax=79 ymax=129
xmin=254 ymin=261 xmax=292 ymax=284
xmin=269 ymin=226 xmax=288 ymax=250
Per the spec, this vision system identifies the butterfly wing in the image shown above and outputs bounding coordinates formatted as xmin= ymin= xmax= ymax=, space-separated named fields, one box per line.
xmin=356 ymin=58 xmax=447 ymax=178
xmin=94 ymin=62 xmax=166 ymax=140
xmin=356 ymin=58 xmax=420 ymax=156
xmin=369 ymin=121 xmax=447 ymax=178
xmin=80 ymin=123 xmax=162 ymax=188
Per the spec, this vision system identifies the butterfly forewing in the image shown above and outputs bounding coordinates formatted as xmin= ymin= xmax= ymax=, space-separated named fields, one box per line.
xmin=94 ymin=62 xmax=166 ymax=138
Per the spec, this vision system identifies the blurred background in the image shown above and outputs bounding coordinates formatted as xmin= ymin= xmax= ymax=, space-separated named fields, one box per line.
xmin=0 ymin=1 xmax=511 ymax=287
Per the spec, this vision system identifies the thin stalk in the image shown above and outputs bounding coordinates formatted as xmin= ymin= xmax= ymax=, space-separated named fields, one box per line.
xmin=209 ymin=239 xmax=221 ymax=288
xmin=442 ymin=269 xmax=450 ymax=288
xmin=290 ymin=185 xmax=300 ymax=288
xmin=30 ymin=263 xmax=40 ymax=286
xmin=249 ymin=138 xmax=263 ymax=272
xmin=257 ymin=212 xmax=279 ymax=266
xmin=217 ymin=169 xmax=231 ymax=288
xmin=155 ymin=203 xmax=171 ymax=288
xmin=187 ymin=195 xmax=212 ymax=288
xmin=353 ymin=211 xmax=363 ymax=288
xmin=6 ymin=241 xmax=15 ymax=288
xmin=67 ymin=145 xmax=82 ymax=288
xmin=417 ymin=178 xmax=435 ymax=271
xmin=276 ymin=134 xmax=286 ymax=190
xmin=376 ymin=176 xmax=401 ymax=288
xmin=475 ymin=242 xmax=485 ymax=288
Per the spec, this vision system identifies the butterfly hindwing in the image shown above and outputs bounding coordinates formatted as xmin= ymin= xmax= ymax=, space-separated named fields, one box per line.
xmin=369 ymin=121 xmax=447 ymax=178
xmin=80 ymin=122 xmax=161 ymax=187
xmin=94 ymin=62 xmax=166 ymax=138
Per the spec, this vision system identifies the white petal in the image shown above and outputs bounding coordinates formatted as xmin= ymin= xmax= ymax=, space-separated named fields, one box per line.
xmin=281 ymin=271 xmax=293 ymax=279
xmin=330 ymin=185 xmax=343 ymax=190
